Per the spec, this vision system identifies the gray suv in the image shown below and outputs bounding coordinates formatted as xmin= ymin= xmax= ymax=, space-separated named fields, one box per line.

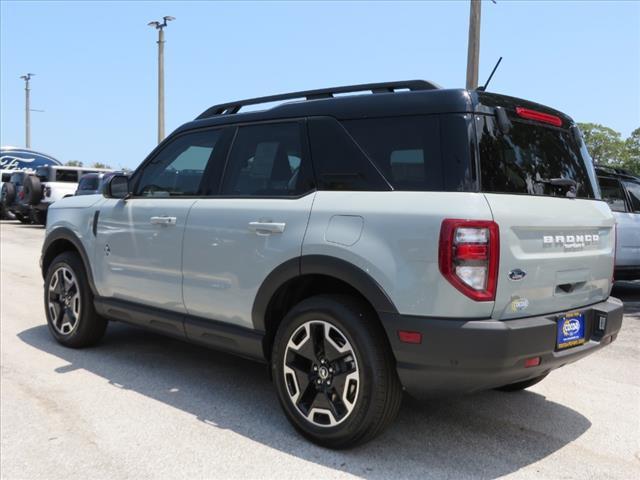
xmin=41 ymin=81 xmax=623 ymax=448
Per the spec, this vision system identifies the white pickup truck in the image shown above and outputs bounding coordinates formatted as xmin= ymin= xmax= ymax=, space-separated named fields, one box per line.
xmin=23 ymin=165 xmax=113 ymax=224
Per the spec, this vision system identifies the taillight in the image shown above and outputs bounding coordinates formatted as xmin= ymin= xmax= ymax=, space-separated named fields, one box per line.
xmin=438 ymin=219 xmax=499 ymax=301
xmin=18 ymin=190 xmax=24 ymax=200
xmin=515 ymin=106 xmax=563 ymax=127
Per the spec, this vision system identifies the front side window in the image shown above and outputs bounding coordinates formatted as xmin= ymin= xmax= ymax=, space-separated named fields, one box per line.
xmin=136 ymin=129 xmax=222 ymax=197
xmin=623 ymin=180 xmax=640 ymax=213
xmin=221 ymin=122 xmax=312 ymax=196
xmin=598 ymin=177 xmax=628 ymax=212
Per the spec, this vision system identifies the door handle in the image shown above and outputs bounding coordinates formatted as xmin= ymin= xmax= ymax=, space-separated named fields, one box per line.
xmin=248 ymin=221 xmax=286 ymax=235
xmin=150 ymin=216 xmax=177 ymax=226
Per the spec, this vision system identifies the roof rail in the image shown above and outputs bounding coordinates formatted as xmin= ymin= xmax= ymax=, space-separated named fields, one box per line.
xmin=196 ymin=80 xmax=440 ymax=119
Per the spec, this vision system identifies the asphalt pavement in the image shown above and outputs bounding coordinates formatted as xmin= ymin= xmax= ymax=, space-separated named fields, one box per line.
xmin=1 ymin=220 xmax=638 ymax=479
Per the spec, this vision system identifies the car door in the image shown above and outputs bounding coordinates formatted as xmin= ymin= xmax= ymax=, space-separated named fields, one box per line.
xmin=94 ymin=128 xmax=227 ymax=317
xmin=182 ymin=120 xmax=316 ymax=333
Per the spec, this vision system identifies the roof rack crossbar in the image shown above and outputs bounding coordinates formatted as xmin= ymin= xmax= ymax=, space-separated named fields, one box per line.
xmin=196 ymin=80 xmax=439 ymax=119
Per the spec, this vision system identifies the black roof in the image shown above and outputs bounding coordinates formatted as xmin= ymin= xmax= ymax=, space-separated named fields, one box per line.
xmin=173 ymin=80 xmax=576 ymax=135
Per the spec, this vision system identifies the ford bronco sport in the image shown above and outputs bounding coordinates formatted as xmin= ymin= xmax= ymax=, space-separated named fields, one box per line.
xmin=41 ymin=81 xmax=623 ymax=448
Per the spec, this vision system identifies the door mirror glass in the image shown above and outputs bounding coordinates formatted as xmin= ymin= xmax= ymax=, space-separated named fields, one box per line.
xmin=104 ymin=174 xmax=130 ymax=199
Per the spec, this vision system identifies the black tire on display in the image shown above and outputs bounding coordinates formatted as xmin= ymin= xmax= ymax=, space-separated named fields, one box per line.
xmin=44 ymin=252 xmax=108 ymax=348
xmin=23 ymin=175 xmax=42 ymax=205
xmin=15 ymin=213 xmax=30 ymax=224
xmin=272 ymin=294 xmax=402 ymax=449
xmin=1 ymin=182 xmax=16 ymax=207
xmin=495 ymin=373 xmax=549 ymax=392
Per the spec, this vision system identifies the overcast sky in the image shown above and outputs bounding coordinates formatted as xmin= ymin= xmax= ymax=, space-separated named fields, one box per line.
xmin=1 ymin=0 xmax=639 ymax=168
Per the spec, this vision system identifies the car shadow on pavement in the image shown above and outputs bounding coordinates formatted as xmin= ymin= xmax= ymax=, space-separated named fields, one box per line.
xmin=18 ymin=322 xmax=592 ymax=479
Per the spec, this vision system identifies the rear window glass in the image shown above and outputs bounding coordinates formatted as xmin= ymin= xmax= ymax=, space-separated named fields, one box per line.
xmin=55 ymin=170 xmax=79 ymax=182
xmin=78 ymin=176 xmax=100 ymax=191
xmin=477 ymin=116 xmax=595 ymax=198
xmin=598 ymin=176 xmax=627 ymax=212
xmin=343 ymin=115 xmax=474 ymax=191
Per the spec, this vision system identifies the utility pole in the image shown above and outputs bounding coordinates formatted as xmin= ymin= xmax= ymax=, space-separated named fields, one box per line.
xmin=466 ymin=0 xmax=481 ymax=90
xmin=20 ymin=73 xmax=35 ymax=148
xmin=148 ymin=16 xmax=175 ymax=144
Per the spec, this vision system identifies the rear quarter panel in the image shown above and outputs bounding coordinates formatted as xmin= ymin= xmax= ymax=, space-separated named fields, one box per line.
xmin=302 ymin=191 xmax=495 ymax=318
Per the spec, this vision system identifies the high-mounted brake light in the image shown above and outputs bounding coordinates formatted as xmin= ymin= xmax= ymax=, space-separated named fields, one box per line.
xmin=515 ymin=107 xmax=563 ymax=127
xmin=439 ymin=219 xmax=499 ymax=301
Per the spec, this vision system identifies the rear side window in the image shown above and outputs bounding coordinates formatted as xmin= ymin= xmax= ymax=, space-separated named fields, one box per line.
xmin=477 ymin=116 xmax=595 ymax=199
xmin=308 ymin=117 xmax=389 ymax=191
xmin=55 ymin=170 xmax=79 ymax=182
xmin=623 ymin=180 xmax=640 ymax=213
xmin=1 ymin=173 xmax=10 ymax=182
xmin=344 ymin=114 xmax=475 ymax=191
xmin=221 ymin=122 xmax=313 ymax=197
xmin=598 ymin=177 xmax=628 ymax=212
xmin=78 ymin=175 xmax=100 ymax=191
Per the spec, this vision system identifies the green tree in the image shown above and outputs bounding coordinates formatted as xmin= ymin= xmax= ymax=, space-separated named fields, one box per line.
xmin=65 ymin=160 xmax=83 ymax=167
xmin=578 ymin=123 xmax=640 ymax=175
xmin=91 ymin=162 xmax=111 ymax=169
xmin=623 ymin=128 xmax=640 ymax=175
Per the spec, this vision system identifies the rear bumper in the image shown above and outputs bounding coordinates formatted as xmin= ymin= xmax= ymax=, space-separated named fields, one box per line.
xmin=380 ymin=297 xmax=624 ymax=398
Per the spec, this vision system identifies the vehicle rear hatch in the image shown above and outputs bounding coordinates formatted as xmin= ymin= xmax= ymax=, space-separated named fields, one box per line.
xmin=474 ymin=93 xmax=615 ymax=320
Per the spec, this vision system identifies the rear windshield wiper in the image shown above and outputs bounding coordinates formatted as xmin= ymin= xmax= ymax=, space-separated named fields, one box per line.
xmin=535 ymin=178 xmax=577 ymax=197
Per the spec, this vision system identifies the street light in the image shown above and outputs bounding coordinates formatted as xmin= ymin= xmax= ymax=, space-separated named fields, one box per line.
xmin=20 ymin=73 xmax=35 ymax=148
xmin=148 ymin=16 xmax=175 ymax=144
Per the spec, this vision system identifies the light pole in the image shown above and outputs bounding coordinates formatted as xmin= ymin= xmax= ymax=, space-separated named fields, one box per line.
xmin=465 ymin=0 xmax=481 ymax=90
xmin=148 ymin=16 xmax=175 ymax=144
xmin=20 ymin=73 xmax=35 ymax=148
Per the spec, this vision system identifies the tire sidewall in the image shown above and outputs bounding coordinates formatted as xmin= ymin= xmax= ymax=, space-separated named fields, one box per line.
xmin=272 ymin=297 xmax=388 ymax=446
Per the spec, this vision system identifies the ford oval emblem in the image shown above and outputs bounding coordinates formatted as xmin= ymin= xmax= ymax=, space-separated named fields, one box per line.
xmin=508 ymin=269 xmax=527 ymax=281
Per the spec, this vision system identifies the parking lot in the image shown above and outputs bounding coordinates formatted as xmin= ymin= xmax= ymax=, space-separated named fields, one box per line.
xmin=0 ymin=220 xmax=638 ymax=480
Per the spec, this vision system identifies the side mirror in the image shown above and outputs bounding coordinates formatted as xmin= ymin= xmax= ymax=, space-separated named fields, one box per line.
xmin=104 ymin=174 xmax=131 ymax=199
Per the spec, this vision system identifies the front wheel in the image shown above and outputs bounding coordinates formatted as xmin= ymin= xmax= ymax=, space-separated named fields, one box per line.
xmin=44 ymin=252 xmax=107 ymax=348
xmin=272 ymin=295 xmax=402 ymax=449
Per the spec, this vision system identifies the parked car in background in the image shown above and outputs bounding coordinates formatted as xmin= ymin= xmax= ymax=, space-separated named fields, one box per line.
xmin=596 ymin=165 xmax=640 ymax=280
xmin=22 ymin=165 xmax=113 ymax=224
xmin=1 ymin=171 xmax=32 ymax=223
xmin=0 ymin=170 xmax=16 ymax=219
xmin=75 ymin=171 xmax=122 ymax=196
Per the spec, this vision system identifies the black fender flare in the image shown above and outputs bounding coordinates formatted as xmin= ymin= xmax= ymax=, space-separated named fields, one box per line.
xmin=251 ymin=254 xmax=398 ymax=332
xmin=41 ymin=227 xmax=97 ymax=295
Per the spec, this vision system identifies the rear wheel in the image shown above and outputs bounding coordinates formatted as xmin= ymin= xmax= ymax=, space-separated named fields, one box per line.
xmin=495 ymin=373 xmax=548 ymax=392
xmin=44 ymin=252 xmax=107 ymax=348
xmin=272 ymin=295 xmax=402 ymax=448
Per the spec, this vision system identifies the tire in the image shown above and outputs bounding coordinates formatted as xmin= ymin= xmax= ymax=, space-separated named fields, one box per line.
xmin=495 ymin=373 xmax=548 ymax=392
xmin=1 ymin=182 xmax=15 ymax=207
xmin=31 ymin=208 xmax=47 ymax=225
xmin=44 ymin=252 xmax=107 ymax=348
xmin=272 ymin=294 xmax=402 ymax=449
xmin=15 ymin=213 xmax=30 ymax=224
xmin=23 ymin=175 xmax=42 ymax=205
